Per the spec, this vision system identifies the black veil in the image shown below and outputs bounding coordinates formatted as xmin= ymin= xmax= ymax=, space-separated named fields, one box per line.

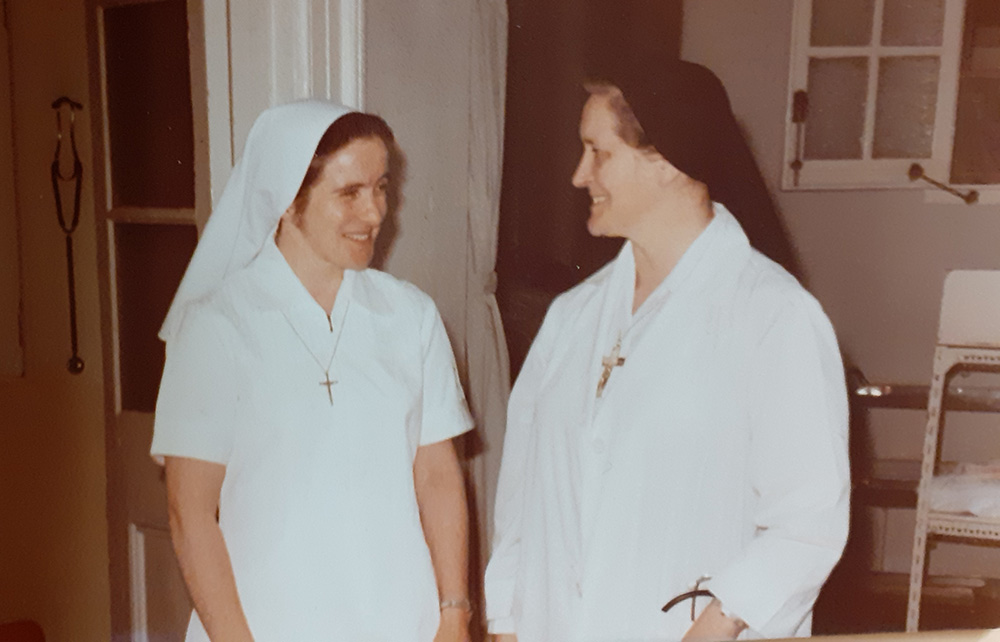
xmin=589 ymin=59 xmax=802 ymax=279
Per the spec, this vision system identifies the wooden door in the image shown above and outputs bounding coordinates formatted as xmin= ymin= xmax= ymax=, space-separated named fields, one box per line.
xmin=0 ymin=5 xmax=23 ymax=377
xmin=87 ymin=0 xmax=215 ymax=638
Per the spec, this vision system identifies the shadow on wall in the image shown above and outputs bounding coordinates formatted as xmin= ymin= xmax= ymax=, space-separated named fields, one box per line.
xmin=371 ymin=140 xmax=406 ymax=270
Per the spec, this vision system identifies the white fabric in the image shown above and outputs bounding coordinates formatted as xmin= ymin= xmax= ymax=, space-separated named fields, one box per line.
xmin=930 ymin=471 xmax=1000 ymax=519
xmin=152 ymin=238 xmax=473 ymax=641
xmin=464 ymin=0 xmax=511 ymax=562
xmin=485 ymin=204 xmax=850 ymax=642
xmin=159 ymin=100 xmax=351 ymax=342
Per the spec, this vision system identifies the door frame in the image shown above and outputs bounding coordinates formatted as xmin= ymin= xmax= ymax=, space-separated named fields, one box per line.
xmin=85 ymin=0 xmax=218 ymax=636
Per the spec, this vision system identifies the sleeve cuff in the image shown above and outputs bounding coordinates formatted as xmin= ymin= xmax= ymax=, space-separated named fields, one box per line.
xmin=703 ymin=542 xmax=789 ymax=634
xmin=705 ymin=536 xmax=841 ymax=638
xmin=418 ymin=410 xmax=474 ymax=446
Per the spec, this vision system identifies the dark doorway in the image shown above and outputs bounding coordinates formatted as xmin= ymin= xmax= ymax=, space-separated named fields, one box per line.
xmin=497 ymin=0 xmax=683 ymax=378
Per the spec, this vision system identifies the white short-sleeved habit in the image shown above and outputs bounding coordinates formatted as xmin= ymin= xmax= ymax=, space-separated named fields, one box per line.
xmin=152 ymin=239 xmax=473 ymax=641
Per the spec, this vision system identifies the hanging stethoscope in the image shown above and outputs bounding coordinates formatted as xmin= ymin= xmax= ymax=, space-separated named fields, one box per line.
xmin=50 ymin=96 xmax=86 ymax=375
xmin=661 ymin=575 xmax=714 ymax=621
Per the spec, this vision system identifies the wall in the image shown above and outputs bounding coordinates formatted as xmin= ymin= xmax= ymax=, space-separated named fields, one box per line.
xmin=0 ymin=2 xmax=111 ymax=641
xmin=681 ymin=0 xmax=1000 ymax=384
xmin=365 ymin=0 xmax=472 ymax=358
xmin=681 ymin=0 xmax=1000 ymax=576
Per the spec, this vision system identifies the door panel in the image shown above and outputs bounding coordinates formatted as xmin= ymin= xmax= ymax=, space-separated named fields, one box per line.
xmin=0 ymin=7 xmax=23 ymax=376
xmin=89 ymin=0 xmax=206 ymax=638
xmin=103 ymin=0 xmax=195 ymax=209
xmin=129 ymin=523 xmax=191 ymax=642
xmin=114 ymin=222 xmax=198 ymax=413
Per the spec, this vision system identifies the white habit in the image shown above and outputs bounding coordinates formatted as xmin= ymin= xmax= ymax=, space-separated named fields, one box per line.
xmin=152 ymin=239 xmax=473 ymax=641
xmin=485 ymin=203 xmax=849 ymax=641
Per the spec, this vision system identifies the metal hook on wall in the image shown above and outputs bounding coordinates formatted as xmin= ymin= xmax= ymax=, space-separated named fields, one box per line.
xmin=908 ymin=163 xmax=979 ymax=205
xmin=50 ymin=95 xmax=85 ymax=374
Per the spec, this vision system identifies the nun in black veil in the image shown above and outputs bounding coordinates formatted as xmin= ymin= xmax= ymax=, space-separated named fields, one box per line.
xmin=591 ymin=57 xmax=802 ymax=279
xmin=484 ymin=59 xmax=849 ymax=642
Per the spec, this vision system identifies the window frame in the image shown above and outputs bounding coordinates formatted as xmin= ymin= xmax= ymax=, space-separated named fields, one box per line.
xmin=782 ymin=0 xmax=977 ymax=193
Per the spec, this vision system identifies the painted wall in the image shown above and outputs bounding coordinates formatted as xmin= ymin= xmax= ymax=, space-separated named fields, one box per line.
xmin=0 ymin=2 xmax=111 ymax=641
xmin=681 ymin=0 xmax=1000 ymax=576
xmin=365 ymin=0 xmax=472 ymax=358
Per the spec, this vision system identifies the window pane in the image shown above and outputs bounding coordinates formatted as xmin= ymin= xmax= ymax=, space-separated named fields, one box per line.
xmin=804 ymin=57 xmax=869 ymax=160
xmin=881 ymin=0 xmax=945 ymax=46
xmin=104 ymin=0 xmax=194 ymax=208
xmin=950 ymin=76 xmax=1000 ymax=184
xmin=811 ymin=0 xmax=875 ymax=46
xmin=873 ymin=56 xmax=939 ymax=158
xmin=951 ymin=0 xmax=1000 ymax=184
xmin=115 ymin=222 xmax=197 ymax=413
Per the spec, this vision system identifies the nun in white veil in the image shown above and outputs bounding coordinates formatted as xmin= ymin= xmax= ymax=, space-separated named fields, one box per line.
xmin=152 ymin=100 xmax=475 ymax=642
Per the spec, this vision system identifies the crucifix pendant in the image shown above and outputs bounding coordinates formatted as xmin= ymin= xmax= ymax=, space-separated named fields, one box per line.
xmin=319 ymin=370 xmax=337 ymax=405
xmin=596 ymin=340 xmax=626 ymax=398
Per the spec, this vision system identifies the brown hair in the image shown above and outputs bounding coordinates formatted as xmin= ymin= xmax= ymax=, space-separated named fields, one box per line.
xmin=290 ymin=112 xmax=395 ymax=214
xmin=582 ymin=80 xmax=650 ymax=150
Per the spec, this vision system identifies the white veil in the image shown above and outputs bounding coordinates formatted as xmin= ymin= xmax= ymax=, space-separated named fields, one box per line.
xmin=159 ymin=100 xmax=353 ymax=342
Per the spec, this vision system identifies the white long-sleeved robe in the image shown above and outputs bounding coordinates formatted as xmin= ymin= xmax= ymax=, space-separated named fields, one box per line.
xmin=485 ymin=204 xmax=850 ymax=642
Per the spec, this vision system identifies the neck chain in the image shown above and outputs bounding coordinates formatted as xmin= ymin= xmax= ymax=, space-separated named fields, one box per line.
xmin=286 ymin=299 xmax=351 ymax=406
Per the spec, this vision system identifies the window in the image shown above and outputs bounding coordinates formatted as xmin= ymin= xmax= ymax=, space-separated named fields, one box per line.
xmin=783 ymin=0 xmax=1000 ymax=199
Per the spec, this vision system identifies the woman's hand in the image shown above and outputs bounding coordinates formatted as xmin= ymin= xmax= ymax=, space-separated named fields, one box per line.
xmin=682 ymin=599 xmax=746 ymax=641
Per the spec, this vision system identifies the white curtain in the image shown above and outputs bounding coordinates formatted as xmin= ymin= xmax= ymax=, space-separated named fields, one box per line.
xmin=465 ymin=0 xmax=510 ymax=564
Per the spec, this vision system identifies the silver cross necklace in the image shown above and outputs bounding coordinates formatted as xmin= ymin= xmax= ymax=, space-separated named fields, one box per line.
xmin=287 ymin=299 xmax=351 ymax=406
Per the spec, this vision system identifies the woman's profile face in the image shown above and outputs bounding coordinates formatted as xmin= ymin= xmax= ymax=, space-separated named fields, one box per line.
xmin=571 ymin=92 xmax=662 ymax=240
